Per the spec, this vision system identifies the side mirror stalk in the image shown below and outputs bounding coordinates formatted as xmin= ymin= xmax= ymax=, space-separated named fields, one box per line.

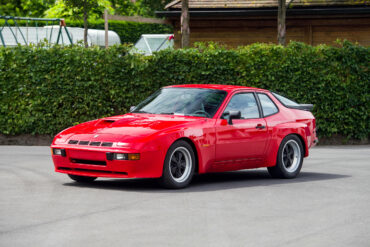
xmin=223 ymin=110 xmax=241 ymax=125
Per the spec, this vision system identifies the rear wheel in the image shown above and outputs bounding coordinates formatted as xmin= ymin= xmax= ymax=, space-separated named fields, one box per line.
xmin=68 ymin=174 xmax=97 ymax=183
xmin=268 ymin=135 xmax=303 ymax=179
xmin=160 ymin=140 xmax=195 ymax=189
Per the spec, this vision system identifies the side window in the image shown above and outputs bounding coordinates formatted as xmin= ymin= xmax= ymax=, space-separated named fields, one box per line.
xmin=258 ymin=93 xmax=279 ymax=117
xmin=223 ymin=93 xmax=260 ymax=119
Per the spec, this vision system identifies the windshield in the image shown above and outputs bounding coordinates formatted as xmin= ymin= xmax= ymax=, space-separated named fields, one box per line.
xmin=132 ymin=87 xmax=227 ymax=118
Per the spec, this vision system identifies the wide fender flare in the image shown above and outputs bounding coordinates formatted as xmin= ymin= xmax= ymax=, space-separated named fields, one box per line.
xmin=140 ymin=129 xmax=206 ymax=175
xmin=265 ymin=122 xmax=310 ymax=167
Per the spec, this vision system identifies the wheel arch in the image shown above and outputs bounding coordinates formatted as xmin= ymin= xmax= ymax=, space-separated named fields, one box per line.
xmin=291 ymin=133 xmax=307 ymax=157
xmin=279 ymin=132 xmax=308 ymax=158
xmin=265 ymin=125 xmax=309 ymax=167
xmin=174 ymin=137 xmax=200 ymax=174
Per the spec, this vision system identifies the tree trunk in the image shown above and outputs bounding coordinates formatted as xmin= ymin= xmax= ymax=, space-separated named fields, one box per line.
xmin=181 ymin=0 xmax=190 ymax=48
xmin=83 ymin=8 xmax=88 ymax=48
xmin=277 ymin=0 xmax=286 ymax=46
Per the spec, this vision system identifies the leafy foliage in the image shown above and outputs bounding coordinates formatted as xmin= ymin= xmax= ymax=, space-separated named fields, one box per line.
xmin=110 ymin=0 xmax=172 ymax=17
xmin=0 ymin=0 xmax=55 ymax=17
xmin=45 ymin=0 xmax=112 ymax=19
xmin=0 ymin=42 xmax=369 ymax=140
xmin=1 ymin=0 xmax=170 ymax=18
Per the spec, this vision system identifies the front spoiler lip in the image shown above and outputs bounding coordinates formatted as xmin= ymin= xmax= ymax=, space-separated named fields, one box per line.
xmin=55 ymin=167 xmax=130 ymax=178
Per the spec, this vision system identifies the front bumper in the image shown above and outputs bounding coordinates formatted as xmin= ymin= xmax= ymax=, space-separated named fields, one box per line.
xmin=51 ymin=145 xmax=164 ymax=179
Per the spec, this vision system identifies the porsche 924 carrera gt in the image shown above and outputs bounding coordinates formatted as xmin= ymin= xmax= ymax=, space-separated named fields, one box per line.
xmin=51 ymin=84 xmax=318 ymax=188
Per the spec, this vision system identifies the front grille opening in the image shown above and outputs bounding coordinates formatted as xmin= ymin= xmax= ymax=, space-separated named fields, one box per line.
xmin=70 ymin=159 xmax=106 ymax=166
xmin=68 ymin=140 xmax=114 ymax=147
xmin=101 ymin=142 xmax=113 ymax=147
xmin=89 ymin=141 xmax=101 ymax=146
xmin=58 ymin=167 xmax=127 ymax=175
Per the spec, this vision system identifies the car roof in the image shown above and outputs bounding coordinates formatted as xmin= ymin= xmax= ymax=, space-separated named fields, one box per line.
xmin=165 ymin=84 xmax=268 ymax=93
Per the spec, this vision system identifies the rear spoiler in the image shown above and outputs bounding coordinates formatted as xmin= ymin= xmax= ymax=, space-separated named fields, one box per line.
xmin=295 ymin=104 xmax=314 ymax=111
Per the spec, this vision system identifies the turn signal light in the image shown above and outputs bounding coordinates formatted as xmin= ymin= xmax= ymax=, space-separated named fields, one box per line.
xmin=128 ymin=153 xmax=140 ymax=160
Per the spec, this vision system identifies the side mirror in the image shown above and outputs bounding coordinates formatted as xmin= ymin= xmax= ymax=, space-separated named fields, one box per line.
xmin=130 ymin=106 xmax=136 ymax=112
xmin=223 ymin=110 xmax=241 ymax=125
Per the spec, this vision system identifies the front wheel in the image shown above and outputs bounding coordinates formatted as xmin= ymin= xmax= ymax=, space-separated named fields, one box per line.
xmin=68 ymin=174 xmax=97 ymax=183
xmin=268 ymin=135 xmax=304 ymax=179
xmin=160 ymin=140 xmax=195 ymax=189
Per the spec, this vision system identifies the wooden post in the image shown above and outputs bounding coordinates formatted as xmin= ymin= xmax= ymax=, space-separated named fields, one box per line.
xmin=104 ymin=9 xmax=108 ymax=49
xmin=83 ymin=7 xmax=88 ymax=48
xmin=181 ymin=0 xmax=190 ymax=48
xmin=277 ymin=0 xmax=286 ymax=46
xmin=308 ymin=24 xmax=313 ymax=45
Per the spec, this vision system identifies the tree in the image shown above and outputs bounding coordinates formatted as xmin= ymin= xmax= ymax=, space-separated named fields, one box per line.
xmin=0 ymin=0 xmax=55 ymax=17
xmin=135 ymin=0 xmax=172 ymax=17
xmin=45 ymin=0 xmax=111 ymax=19
xmin=107 ymin=0 xmax=172 ymax=17
xmin=181 ymin=0 xmax=189 ymax=48
xmin=64 ymin=0 xmax=99 ymax=47
xmin=277 ymin=0 xmax=294 ymax=46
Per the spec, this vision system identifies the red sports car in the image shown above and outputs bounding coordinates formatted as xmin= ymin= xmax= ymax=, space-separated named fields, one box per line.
xmin=51 ymin=84 xmax=318 ymax=188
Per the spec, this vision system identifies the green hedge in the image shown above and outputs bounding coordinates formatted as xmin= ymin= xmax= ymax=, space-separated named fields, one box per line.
xmin=0 ymin=19 xmax=173 ymax=44
xmin=0 ymin=42 xmax=369 ymax=140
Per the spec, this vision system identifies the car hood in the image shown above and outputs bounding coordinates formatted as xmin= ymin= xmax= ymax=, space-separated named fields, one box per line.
xmin=66 ymin=113 xmax=205 ymax=143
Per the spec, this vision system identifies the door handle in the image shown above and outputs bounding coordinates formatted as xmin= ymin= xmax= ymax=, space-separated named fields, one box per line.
xmin=256 ymin=124 xmax=265 ymax=129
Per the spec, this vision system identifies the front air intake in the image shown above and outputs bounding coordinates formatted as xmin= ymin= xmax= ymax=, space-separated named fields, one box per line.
xmin=69 ymin=140 xmax=114 ymax=147
xmin=101 ymin=142 xmax=113 ymax=147
xmin=89 ymin=142 xmax=101 ymax=146
xmin=70 ymin=159 xmax=106 ymax=166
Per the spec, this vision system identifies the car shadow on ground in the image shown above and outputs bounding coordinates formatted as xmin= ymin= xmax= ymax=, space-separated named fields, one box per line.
xmin=63 ymin=169 xmax=350 ymax=193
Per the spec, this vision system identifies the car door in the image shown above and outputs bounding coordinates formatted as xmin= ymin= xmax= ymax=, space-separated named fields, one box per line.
xmin=214 ymin=91 xmax=269 ymax=168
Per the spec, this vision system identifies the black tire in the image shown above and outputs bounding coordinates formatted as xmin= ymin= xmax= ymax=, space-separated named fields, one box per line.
xmin=268 ymin=135 xmax=304 ymax=179
xmin=160 ymin=140 xmax=196 ymax=189
xmin=68 ymin=174 xmax=97 ymax=183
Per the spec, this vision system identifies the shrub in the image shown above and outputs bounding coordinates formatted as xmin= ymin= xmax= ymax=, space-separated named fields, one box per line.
xmin=0 ymin=42 xmax=368 ymax=140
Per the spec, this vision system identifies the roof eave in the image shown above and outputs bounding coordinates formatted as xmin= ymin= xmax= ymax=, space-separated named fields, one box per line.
xmin=156 ymin=6 xmax=370 ymax=18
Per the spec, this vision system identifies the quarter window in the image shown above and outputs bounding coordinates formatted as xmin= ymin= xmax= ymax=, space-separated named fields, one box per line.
xmin=258 ymin=93 xmax=279 ymax=117
xmin=223 ymin=93 xmax=260 ymax=119
xmin=272 ymin=92 xmax=300 ymax=108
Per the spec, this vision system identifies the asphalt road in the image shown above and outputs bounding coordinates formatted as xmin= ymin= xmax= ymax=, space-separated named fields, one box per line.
xmin=0 ymin=145 xmax=369 ymax=247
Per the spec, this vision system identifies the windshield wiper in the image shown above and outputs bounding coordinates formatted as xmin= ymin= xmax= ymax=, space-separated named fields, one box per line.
xmin=159 ymin=112 xmax=174 ymax=115
xmin=132 ymin=110 xmax=150 ymax=113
